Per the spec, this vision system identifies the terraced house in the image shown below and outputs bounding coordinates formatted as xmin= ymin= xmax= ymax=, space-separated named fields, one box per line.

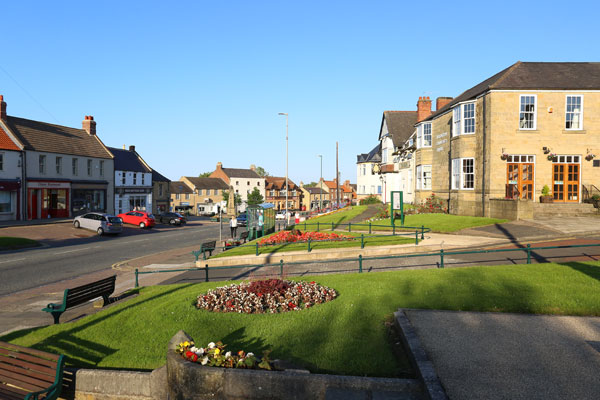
xmin=415 ymin=62 xmax=600 ymax=218
xmin=265 ymin=176 xmax=302 ymax=210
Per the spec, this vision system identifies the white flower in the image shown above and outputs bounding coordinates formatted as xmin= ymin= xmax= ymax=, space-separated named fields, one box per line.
xmin=207 ymin=342 xmax=216 ymax=349
xmin=201 ymin=357 xmax=209 ymax=365
xmin=225 ymin=351 xmax=232 ymax=358
xmin=190 ymin=346 xmax=199 ymax=353
xmin=247 ymin=352 xmax=254 ymax=358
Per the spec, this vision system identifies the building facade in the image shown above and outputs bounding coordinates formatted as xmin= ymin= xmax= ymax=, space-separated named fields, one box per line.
xmin=356 ymin=144 xmax=383 ymax=201
xmin=265 ymin=176 xmax=302 ymax=210
xmin=152 ymin=170 xmax=171 ymax=215
xmin=110 ymin=146 xmax=153 ymax=215
xmin=0 ymin=115 xmax=23 ymax=221
xmin=209 ymin=163 xmax=265 ymax=212
xmin=180 ymin=176 xmax=228 ymax=216
xmin=169 ymin=181 xmax=194 ymax=213
xmin=300 ymin=185 xmax=329 ymax=211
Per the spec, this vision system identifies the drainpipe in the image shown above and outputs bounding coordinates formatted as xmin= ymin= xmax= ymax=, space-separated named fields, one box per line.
xmin=21 ymin=151 xmax=27 ymax=220
xmin=481 ymin=93 xmax=488 ymax=217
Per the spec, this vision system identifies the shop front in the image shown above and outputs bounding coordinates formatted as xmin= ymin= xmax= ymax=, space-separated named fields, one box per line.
xmin=115 ymin=187 xmax=152 ymax=214
xmin=0 ymin=179 xmax=21 ymax=221
xmin=71 ymin=181 xmax=108 ymax=216
xmin=27 ymin=180 xmax=70 ymax=219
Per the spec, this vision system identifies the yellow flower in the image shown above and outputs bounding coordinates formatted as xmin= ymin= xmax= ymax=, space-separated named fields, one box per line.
xmin=183 ymin=341 xmax=190 ymax=347
xmin=214 ymin=348 xmax=221 ymax=355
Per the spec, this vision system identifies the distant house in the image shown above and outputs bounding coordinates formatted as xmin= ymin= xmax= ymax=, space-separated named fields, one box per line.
xmin=209 ymin=162 xmax=265 ymax=212
xmin=151 ymin=169 xmax=171 ymax=215
xmin=169 ymin=181 xmax=194 ymax=214
xmin=180 ymin=176 xmax=229 ymax=215
xmin=265 ymin=176 xmax=302 ymax=210
xmin=356 ymin=144 xmax=382 ymax=201
xmin=109 ymin=146 xmax=153 ymax=215
xmin=300 ymin=184 xmax=329 ymax=211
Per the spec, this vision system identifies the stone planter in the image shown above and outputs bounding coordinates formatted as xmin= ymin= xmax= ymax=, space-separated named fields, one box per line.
xmin=539 ymin=196 xmax=554 ymax=203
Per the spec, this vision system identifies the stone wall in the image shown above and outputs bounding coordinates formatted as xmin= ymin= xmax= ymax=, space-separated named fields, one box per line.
xmin=489 ymin=198 xmax=533 ymax=220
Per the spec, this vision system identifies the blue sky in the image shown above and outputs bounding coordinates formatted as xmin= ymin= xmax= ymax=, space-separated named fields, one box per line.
xmin=1 ymin=1 xmax=598 ymax=184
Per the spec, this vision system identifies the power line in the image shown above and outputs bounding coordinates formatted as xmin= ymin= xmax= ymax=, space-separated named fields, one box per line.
xmin=0 ymin=63 xmax=61 ymax=124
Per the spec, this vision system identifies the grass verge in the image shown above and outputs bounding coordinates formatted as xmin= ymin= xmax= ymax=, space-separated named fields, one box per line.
xmin=358 ymin=213 xmax=508 ymax=233
xmin=0 ymin=237 xmax=41 ymax=251
xmin=3 ymin=261 xmax=600 ymax=376
xmin=304 ymin=206 xmax=369 ymax=228
xmin=212 ymin=231 xmax=416 ymax=258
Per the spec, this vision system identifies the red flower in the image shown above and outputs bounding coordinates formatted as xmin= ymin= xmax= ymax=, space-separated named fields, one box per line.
xmin=185 ymin=351 xmax=198 ymax=362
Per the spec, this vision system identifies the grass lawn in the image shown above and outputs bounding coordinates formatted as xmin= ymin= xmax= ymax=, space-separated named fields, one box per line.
xmin=303 ymin=205 xmax=369 ymax=228
xmin=212 ymin=231 xmax=416 ymax=258
xmin=0 ymin=237 xmax=41 ymax=251
xmin=358 ymin=213 xmax=508 ymax=233
xmin=3 ymin=261 xmax=600 ymax=377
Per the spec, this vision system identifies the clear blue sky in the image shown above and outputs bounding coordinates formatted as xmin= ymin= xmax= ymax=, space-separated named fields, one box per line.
xmin=1 ymin=1 xmax=598 ymax=184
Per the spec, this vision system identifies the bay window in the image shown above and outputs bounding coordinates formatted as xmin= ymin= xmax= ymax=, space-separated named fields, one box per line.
xmin=451 ymin=158 xmax=475 ymax=190
xmin=452 ymin=102 xmax=476 ymax=136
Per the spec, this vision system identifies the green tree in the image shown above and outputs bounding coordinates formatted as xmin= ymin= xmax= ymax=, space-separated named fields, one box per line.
xmin=247 ymin=187 xmax=264 ymax=205
xmin=198 ymin=171 xmax=212 ymax=177
xmin=222 ymin=190 xmax=242 ymax=207
xmin=255 ymin=166 xmax=269 ymax=177
xmin=304 ymin=182 xmax=318 ymax=187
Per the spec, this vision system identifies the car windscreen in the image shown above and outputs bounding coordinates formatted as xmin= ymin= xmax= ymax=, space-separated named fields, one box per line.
xmin=109 ymin=217 xmax=122 ymax=223
xmin=148 ymin=214 xmax=155 ymax=219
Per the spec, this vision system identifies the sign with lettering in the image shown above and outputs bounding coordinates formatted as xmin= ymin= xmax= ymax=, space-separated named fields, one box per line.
xmin=27 ymin=181 xmax=70 ymax=189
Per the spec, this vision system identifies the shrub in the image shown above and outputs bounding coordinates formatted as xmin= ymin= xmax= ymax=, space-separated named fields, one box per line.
xmin=542 ymin=185 xmax=551 ymax=196
xmin=417 ymin=193 xmax=447 ymax=214
xmin=359 ymin=195 xmax=382 ymax=205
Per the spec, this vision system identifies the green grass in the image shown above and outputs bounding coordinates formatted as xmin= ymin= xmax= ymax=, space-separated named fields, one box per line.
xmin=304 ymin=205 xmax=369 ymax=228
xmin=360 ymin=213 xmax=508 ymax=233
xmin=212 ymin=231 xmax=416 ymax=258
xmin=3 ymin=262 xmax=600 ymax=377
xmin=0 ymin=237 xmax=41 ymax=251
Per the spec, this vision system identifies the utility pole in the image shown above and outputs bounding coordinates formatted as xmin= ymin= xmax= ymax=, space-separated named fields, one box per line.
xmin=318 ymin=154 xmax=323 ymax=211
xmin=336 ymin=142 xmax=339 ymax=209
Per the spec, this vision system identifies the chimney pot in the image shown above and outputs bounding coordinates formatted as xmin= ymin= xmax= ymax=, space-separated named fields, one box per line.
xmin=82 ymin=114 xmax=96 ymax=135
xmin=416 ymin=96 xmax=432 ymax=122
xmin=0 ymin=95 xmax=6 ymax=120
xmin=129 ymin=145 xmax=136 ymax=152
xmin=217 ymin=162 xmax=223 ymax=169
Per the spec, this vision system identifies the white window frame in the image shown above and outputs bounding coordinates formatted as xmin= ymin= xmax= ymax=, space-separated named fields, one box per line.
xmin=423 ymin=123 xmax=432 ymax=147
xmin=382 ymin=148 xmax=388 ymax=163
xmin=463 ymin=103 xmax=475 ymax=134
xmin=452 ymin=158 xmax=475 ymax=190
xmin=416 ymin=166 xmax=422 ymax=189
xmin=519 ymin=95 xmax=537 ymax=130
xmin=99 ymin=160 xmax=104 ymax=177
xmin=55 ymin=157 xmax=62 ymax=175
xmin=0 ymin=153 xmax=4 ymax=171
xmin=87 ymin=159 xmax=92 ymax=176
xmin=452 ymin=102 xmax=476 ymax=136
xmin=565 ymin=95 xmax=583 ymax=130
xmin=72 ymin=158 xmax=78 ymax=176
xmin=452 ymin=106 xmax=461 ymax=137
xmin=39 ymin=155 xmax=46 ymax=174
xmin=416 ymin=165 xmax=432 ymax=190
xmin=141 ymin=173 xmax=145 ymax=185
xmin=416 ymin=125 xmax=423 ymax=148
xmin=121 ymin=172 xmax=126 ymax=185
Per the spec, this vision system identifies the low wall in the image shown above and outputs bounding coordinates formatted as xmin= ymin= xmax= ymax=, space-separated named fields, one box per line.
xmin=489 ymin=199 xmax=533 ymax=220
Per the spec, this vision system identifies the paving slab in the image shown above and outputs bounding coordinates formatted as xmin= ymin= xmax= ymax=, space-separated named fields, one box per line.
xmin=523 ymin=215 xmax=600 ymax=235
xmin=405 ymin=309 xmax=600 ymax=400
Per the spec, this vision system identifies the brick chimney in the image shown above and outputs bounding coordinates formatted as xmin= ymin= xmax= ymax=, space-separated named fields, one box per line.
xmin=0 ymin=95 xmax=6 ymax=120
xmin=216 ymin=162 xmax=223 ymax=170
xmin=436 ymin=97 xmax=453 ymax=111
xmin=417 ymin=96 xmax=432 ymax=122
xmin=129 ymin=145 xmax=136 ymax=152
xmin=82 ymin=115 xmax=96 ymax=135
xmin=250 ymin=164 xmax=256 ymax=171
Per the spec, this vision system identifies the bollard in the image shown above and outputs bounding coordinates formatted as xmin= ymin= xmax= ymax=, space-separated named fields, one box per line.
xmin=308 ymin=238 xmax=312 ymax=252
xmin=415 ymin=230 xmax=419 ymax=245
xmin=421 ymin=225 xmax=425 ymax=240
xmin=369 ymin=222 xmax=372 ymax=234
xmin=205 ymin=264 xmax=209 ymax=282
xmin=440 ymin=249 xmax=444 ymax=268
xmin=361 ymin=234 xmax=364 ymax=249
xmin=280 ymin=259 xmax=284 ymax=277
xmin=358 ymin=255 xmax=363 ymax=273
xmin=332 ymin=222 xmax=334 ymax=231
xmin=304 ymin=222 xmax=307 ymax=231
xmin=317 ymin=222 xmax=320 ymax=232
xmin=526 ymin=244 xmax=531 ymax=264
xmin=349 ymin=223 xmax=352 ymax=233
xmin=135 ymin=268 xmax=139 ymax=288
xmin=256 ymin=242 xmax=259 ymax=256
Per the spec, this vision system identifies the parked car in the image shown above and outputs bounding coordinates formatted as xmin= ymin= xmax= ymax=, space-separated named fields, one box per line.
xmin=276 ymin=211 xmax=287 ymax=220
xmin=117 ymin=211 xmax=156 ymax=228
xmin=157 ymin=212 xmax=187 ymax=225
xmin=236 ymin=212 xmax=247 ymax=226
xmin=73 ymin=212 xmax=122 ymax=235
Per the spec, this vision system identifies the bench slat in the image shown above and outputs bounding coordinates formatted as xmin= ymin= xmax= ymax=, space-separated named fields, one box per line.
xmin=0 ymin=342 xmax=60 ymax=362
xmin=0 ymin=365 xmax=54 ymax=390
xmin=0 ymin=384 xmax=28 ymax=400
xmin=0 ymin=348 xmax=57 ymax=369
xmin=67 ymin=276 xmax=116 ymax=293
xmin=0 ymin=356 xmax=57 ymax=380
xmin=68 ymin=280 xmax=115 ymax=297
xmin=0 ymin=370 xmax=48 ymax=392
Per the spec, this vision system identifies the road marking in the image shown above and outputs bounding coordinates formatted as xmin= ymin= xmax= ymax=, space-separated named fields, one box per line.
xmin=0 ymin=258 xmax=26 ymax=264
xmin=53 ymin=247 xmax=91 ymax=255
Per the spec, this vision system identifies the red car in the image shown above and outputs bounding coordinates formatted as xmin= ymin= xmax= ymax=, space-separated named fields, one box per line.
xmin=117 ymin=211 xmax=155 ymax=228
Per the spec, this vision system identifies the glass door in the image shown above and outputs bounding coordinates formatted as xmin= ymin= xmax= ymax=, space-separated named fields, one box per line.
xmin=552 ymin=156 xmax=580 ymax=202
xmin=506 ymin=162 xmax=534 ymax=200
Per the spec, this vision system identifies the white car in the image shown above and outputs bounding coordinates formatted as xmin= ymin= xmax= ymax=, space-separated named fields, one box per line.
xmin=276 ymin=211 xmax=286 ymax=220
xmin=73 ymin=212 xmax=123 ymax=235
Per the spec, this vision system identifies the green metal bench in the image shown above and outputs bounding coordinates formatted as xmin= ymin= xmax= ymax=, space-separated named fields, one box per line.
xmin=42 ymin=275 xmax=116 ymax=324
xmin=0 ymin=341 xmax=65 ymax=400
xmin=192 ymin=240 xmax=217 ymax=261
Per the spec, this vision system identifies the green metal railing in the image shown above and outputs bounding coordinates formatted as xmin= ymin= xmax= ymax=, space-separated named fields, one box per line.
xmin=137 ymin=242 xmax=600 ymax=288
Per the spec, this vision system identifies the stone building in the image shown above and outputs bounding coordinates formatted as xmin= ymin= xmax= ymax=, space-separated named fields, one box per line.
xmin=265 ymin=176 xmax=302 ymax=210
xmin=209 ymin=163 xmax=265 ymax=212
xmin=151 ymin=169 xmax=171 ymax=215
xmin=180 ymin=176 xmax=228 ymax=216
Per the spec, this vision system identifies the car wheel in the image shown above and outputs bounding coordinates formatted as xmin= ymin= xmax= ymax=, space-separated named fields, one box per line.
xmin=170 ymin=219 xmax=176 ymax=225
xmin=140 ymin=222 xmax=146 ymax=228
xmin=74 ymin=221 xmax=80 ymax=228
xmin=97 ymin=227 xmax=104 ymax=235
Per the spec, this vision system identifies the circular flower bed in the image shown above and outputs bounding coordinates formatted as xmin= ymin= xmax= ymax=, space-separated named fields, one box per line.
xmin=197 ymin=279 xmax=337 ymax=313
xmin=258 ymin=229 xmax=352 ymax=246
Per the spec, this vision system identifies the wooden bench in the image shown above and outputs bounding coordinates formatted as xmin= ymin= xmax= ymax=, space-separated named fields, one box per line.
xmin=42 ymin=275 xmax=116 ymax=324
xmin=0 ymin=341 xmax=65 ymax=400
xmin=191 ymin=240 xmax=217 ymax=261
xmin=238 ymin=230 xmax=249 ymax=243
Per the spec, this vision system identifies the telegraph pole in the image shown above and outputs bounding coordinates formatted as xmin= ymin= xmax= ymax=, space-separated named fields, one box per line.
xmin=336 ymin=142 xmax=340 ymax=209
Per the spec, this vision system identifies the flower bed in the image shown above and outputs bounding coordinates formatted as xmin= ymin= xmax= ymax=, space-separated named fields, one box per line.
xmin=176 ymin=340 xmax=272 ymax=370
xmin=197 ymin=279 xmax=337 ymax=313
xmin=258 ymin=230 xmax=352 ymax=246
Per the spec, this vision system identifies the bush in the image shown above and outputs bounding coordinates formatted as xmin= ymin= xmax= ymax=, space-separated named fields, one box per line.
xmin=542 ymin=185 xmax=551 ymax=196
xmin=359 ymin=195 xmax=382 ymax=205
xmin=417 ymin=193 xmax=447 ymax=214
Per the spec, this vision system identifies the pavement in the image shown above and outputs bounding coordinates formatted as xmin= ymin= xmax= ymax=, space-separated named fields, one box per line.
xmin=405 ymin=309 xmax=600 ymax=400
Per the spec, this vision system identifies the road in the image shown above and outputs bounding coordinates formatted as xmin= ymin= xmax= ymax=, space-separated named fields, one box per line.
xmin=0 ymin=220 xmax=222 ymax=296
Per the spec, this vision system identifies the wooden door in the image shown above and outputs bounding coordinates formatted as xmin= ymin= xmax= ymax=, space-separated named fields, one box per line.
xmin=553 ymin=164 xmax=579 ymax=202
xmin=507 ymin=163 xmax=534 ymax=200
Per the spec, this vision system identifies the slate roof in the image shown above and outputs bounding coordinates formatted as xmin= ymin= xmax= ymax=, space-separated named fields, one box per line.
xmin=108 ymin=147 xmax=151 ymax=173
xmin=152 ymin=169 xmax=170 ymax=182
xmin=265 ymin=176 xmax=298 ymax=190
xmin=357 ymin=144 xmax=381 ymax=163
xmin=381 ymin=111 xmax=417 ymax=147
xmin=170 ymin=181 xmax=193 ymax=194
xmin=304 ymin=187 xmax=328 ymax=194
xmin=5 ymin=116 xmax=112 ymax=158
xmin=423 ymin=62 xmax=600 ymax=122
xmin=184 ymin=177 xmax=228 ymax=190
xmin=221 ymin=168 xmax=261 ymax=179
xmin=0 ymin=124 xmax=20 ymax=151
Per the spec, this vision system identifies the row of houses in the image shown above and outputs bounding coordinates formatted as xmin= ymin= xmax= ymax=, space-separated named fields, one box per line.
xmin=0 ymin=96 xmax=172 ymax=221
xmin=357 ymin=62 xmax=600 ymax=219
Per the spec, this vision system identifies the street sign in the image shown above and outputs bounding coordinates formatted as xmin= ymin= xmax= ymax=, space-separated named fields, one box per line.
xmin=390 ymin=191 xmax=404 ymax=226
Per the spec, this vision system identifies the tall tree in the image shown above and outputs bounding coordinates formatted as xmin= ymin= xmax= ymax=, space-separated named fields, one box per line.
xmin=247 ymin=187 xmax=264 ymax=205
xmin=198 ymin=171 xmax=212 ymax=177
xmin=255 ymin=166 xmax=269 ymax=177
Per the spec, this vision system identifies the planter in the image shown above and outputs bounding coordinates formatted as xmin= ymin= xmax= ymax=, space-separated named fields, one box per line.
xmin=539 ymin=196 xmax=554 ymax=203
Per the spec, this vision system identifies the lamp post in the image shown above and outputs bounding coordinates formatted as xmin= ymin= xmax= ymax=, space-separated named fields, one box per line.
xmin=278 ymin=112 xmax=289 ymax=226
xmin=317 ymin=154 xmax=323 ymax=211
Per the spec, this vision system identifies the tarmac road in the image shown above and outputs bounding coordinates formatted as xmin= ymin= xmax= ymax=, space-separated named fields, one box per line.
xmin=0 ymin=220 xmax=221 ymax=296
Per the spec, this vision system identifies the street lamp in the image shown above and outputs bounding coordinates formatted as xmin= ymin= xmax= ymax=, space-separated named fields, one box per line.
xmin=317 ymin=154 xmax=323 ymax=211
xmin=278 ymin=112 xmax=289 ymax=226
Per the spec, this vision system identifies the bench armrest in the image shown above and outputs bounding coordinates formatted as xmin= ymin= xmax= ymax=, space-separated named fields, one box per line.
xmin=43 ymin=303 xmax=60 ymax=310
